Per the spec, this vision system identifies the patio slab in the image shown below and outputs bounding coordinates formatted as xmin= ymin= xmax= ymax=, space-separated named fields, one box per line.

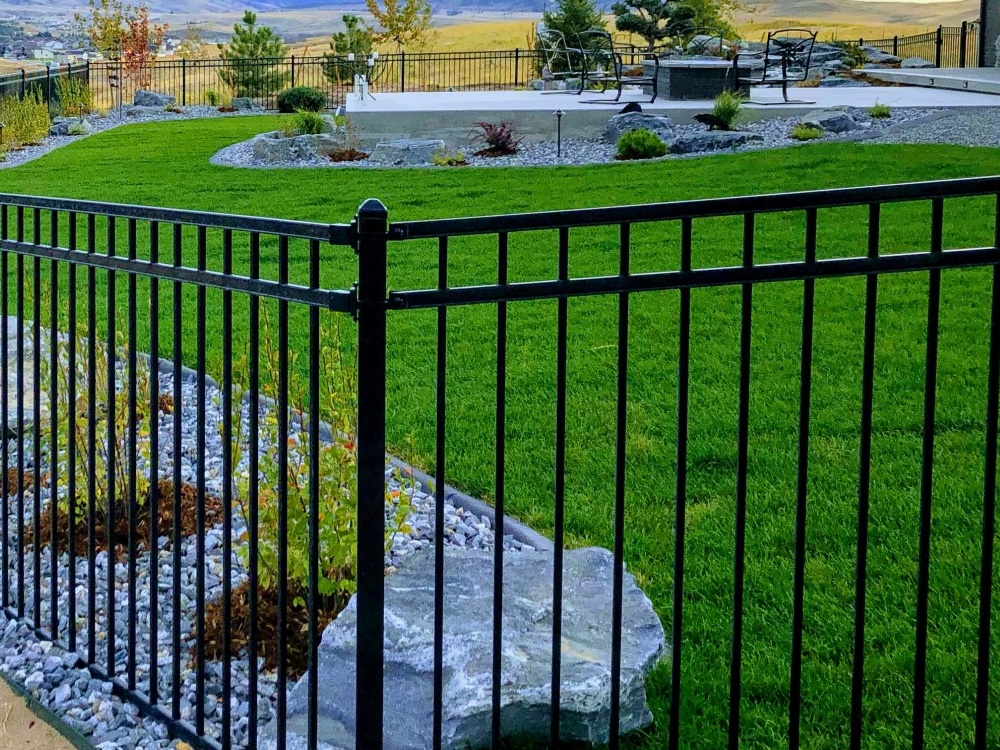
xmin=863 ymin=67 xmax=1000 ymax=95
xmin=345 ymin=87 xmax=1000 ymax=146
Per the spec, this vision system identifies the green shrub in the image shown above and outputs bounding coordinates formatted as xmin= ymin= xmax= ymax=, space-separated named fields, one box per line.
xmin=432 ymin=148 xmax=467 ymax=166
xmin=869 ymin=102 xmax=891 ymax=119
xmin=0 ymin=89 xmax=51 ymax=148
xmin=291 ymin=110 xmax=327 ymax=136
xmin=713 ymin=89 xmax=747 ymax=131
xmin=277 ymin=86 xmax=327 ymax=114
xmin=790 ymin=124 xmax=824 ymax=141
xmin=67 ymin=122 xmax=89 ymax=136
xmin=204 ymin=89 xmax=220 ymax=107
xmin=616 ymin=128 xmax=667 ymax=160
xmin=54 ymin=75 xmax=93 ymax=117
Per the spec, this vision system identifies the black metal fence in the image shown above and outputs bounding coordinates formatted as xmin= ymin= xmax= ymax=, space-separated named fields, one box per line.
xmin=859 ymin=21 xmax=980 ymax=68
xmin=1 ymin=175 xmax=1000 ymax=750
xmin=0 ymin=63 xmax=89 ymax=106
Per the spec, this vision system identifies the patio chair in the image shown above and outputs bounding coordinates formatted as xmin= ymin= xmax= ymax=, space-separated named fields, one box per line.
xmin=576 ymin=30 xmax=659 ymax=104
xmin=325 ymin=53 xmax=389 ymax=101
xmin=735 ymin=28 xmax=818 ymax=104
xmin=536 ymin=28 xmax=587 ymax=95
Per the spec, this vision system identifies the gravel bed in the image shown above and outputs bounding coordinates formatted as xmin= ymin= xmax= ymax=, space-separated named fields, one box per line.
xmin=1 ymin=358 xmax=529 ymax=748
xmin=211 ymin=107 xmax=939 ymax=170
xmin=1 ymin=105 xmax=268 ymax=170
xmin=864 ymin=107 xmax=1000 ymax=147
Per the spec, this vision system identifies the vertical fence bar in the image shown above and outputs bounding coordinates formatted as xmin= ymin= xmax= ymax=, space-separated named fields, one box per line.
xmin=1 ymin=205 xmax=8 ymax=613
xmin=669 ymin=216 xmax=693 ymax=750
xmin=67 ymin=212 xmax=78 ymax=654
xmin=276 ymin=233 xmax=290 ymax=750
xmin=247 ymin=231 xmax=261 ymax=750
xmin=850 ymin=203 xmax=881 ymax=750
xmin=31 ymin=209 xmax=41 ymax=631
xmin=86 ymin=213 xmax=97 ymax=663
xmin=171 ymin=222 xmax=183 ymax=719
xmin=433 ymin=234 xmax=448 ymax=750
xmin=609 ymin=221 xmax=631 ymax=750
xmin=15 ymin=207 xmax=24 ymax=620
xmin=729 ymin=213 xmax=755 ymax=750
xmin=105 ymin=216 xmax=117 ymax=676
xmin=221 ymin=229 xmax=234 ymax=750
xmin=148 ymin=220 xmax=159 ymax=705
xmin=126 ymin=218 xmax=138 ymax=689
xmin=492 ymin=232 xmax=508 ymax=750
xmin=195 ymin=225 xmax=208 ymax=736
xmin=912 ymin=197 xmax=943 ymax=750
xmin=935 ymin=26 xmax=943 ymax=67
xmin=47 ymin=212 xmax=59 ymax=641
xmin=789 ymin=208 xmax=817 ymax=750
xmin=355 ymin=199 xmax=389 ymax=750
xmin=306 ymin=236 xmax=321 ymax=750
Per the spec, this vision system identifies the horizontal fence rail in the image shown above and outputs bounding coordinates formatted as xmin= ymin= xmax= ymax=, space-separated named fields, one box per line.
xmin=0 ymin=175 xmax=998 ymax=750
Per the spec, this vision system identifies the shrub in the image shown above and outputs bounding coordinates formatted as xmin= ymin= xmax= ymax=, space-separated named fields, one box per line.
xmin=790 ymin=124 xmax=823 ymax=141
xmin=869 ymin=102 xmax=891 ymax=119
xmin=291 ymin=110 xmax=328 ymax=136
xmin=0 ymin=89 xmax=51 ymax=148
xmin=67 ymin=122 xmax=89 ymax=136
xmin=833 ymin=41 xmax=867 ymax=69
xmin=615 ymin=128 xmax=667 ymax=160
xmin=54 ymin=75 xmax=93 ymax=117
xmin=472 ymin=120 xmax=522 ymax=157
xmin=432 ymin=148 xmax=467 ymax=166
xmin=204 ymin=89 xmax=220 ymax=106
xmin=277 ymin=86 xmax=327 ymax=114
xmin=712 ymin=89 xmax=747 ymax=131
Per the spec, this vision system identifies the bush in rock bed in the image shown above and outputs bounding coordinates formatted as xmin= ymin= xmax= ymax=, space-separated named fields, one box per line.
xmin=712 ymin=89 xmax=747 ymax=132
xmin=287 ymin=110 xmax=328 ymax=136
xmin=616 ymin=128 xmax=667 ymax=160
xmin=277 ymin=86 xmax=327 ymax=114
xmin=0 ymin=89 xmax=51 ymax=148
xmin=790 ymin=124 xmax=824 ymax=141
xmin=471 ymin=120 xmax=522 ymax=157
xmin=869 ymin=102 xmax=891 ymax=119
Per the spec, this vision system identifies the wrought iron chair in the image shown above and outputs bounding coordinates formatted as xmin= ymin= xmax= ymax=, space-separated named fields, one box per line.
xmin=576 ymin=30 xmax=659 ymax=103
xmin=324 ymin=52 xmax=388 ymax=101
xmin=735 ymin=28 xmax=818 ymax=104
xmin=536 ymin=28 xmax=587 ymax=94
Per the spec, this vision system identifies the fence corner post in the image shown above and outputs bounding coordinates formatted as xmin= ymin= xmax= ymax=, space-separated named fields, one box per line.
xmin=935 ymin=26 xmax=943 ymax=67
xmin=354 ymin=198 xmax=388 ymax=750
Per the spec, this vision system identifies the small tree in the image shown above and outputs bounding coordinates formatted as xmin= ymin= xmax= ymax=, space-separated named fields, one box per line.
xmin=217 ymin=10 xmax=289 ymax=97
xmin=176 ymin=22 xmax=208 ymax=59
xmin=612 ymin=0 xmax=696 ymax=52
xmin=76 ymin=0 xmax=127 ymax=59
xmin=323 ymin=15 xmax=376 ymax=86
xmin=121 ymin=6 xmax=166 ymax=89
xmin=364 ymin=0 xmax=432 ymax=51
xmin=542 ymin=0 xmax=606 ymax=46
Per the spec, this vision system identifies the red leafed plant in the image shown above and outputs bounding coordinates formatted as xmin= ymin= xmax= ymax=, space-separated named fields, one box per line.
xmin=471 ymin=120 xmax=522 ymax=157
xmin=122 ymin=6 xmax=167 ymax=89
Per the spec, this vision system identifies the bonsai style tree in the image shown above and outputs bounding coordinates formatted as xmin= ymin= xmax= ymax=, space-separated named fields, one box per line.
xmin=611 ymin=0 xmax=696 ymax=52
xmin=218 ymin=10 xmax=289 ymax=98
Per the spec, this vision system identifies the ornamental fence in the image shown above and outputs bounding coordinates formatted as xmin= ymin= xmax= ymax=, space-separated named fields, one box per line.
xmin=858 ymin=21 xmax=980 ymax=68
xmin=1 ymin=176 xmax=1000 ymax=749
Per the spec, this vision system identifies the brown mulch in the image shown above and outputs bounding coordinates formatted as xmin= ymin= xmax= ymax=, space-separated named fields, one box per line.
xmin=204 ymin=580 xmax=351 ymax=678
xmin=5 ymin=469 xmax=39 ymax=496
xmin=22 ymin=479 xmax=223 ymax=559
xmin=329 ymin=148 xmax=369 ymax=163
xmin=157 ymin=393 xmax=174 ymax=415
xmin=473 ymin=147 xmax=518 ymax=158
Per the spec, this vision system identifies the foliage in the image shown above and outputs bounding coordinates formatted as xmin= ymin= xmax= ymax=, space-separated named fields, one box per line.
xmin=432 ymin=148 xmax=468 ymax=166
xmin=55 ymin=75 xmax=94 ymax=118
xmin=217 ymin=10 xmax=289 ymax=97
xmin=0 ymin=89 xmax=51 ymax=148
xmin=229 ymin=310 xmax=410 ymax=601
xmin=471 ymin=120 xmax=522 ymax=156
xmin=75 ymin=0 xmax=128 ymax=59
xmin=679 ymin=0 xmax=741 ymax=39
xmin=832 ymin=41 xmax=867 ymax=69
xmin=612 ymin=0 xmax=695 ymax=52
xmin=542 ymin=0 xmax=606 ymax=49
xmin=712 ymin=89 xmax=746 ymax=130
xmin=329 ymin=14 xmax=375 ymax=56
xmin=616 ymin=127 xmax=668 ymax=159
xmin=364 ymin=0 xmax=432 ymax=51
xmin=869 ymin=102 xmax=891 ymax=119
xmin=67 ymin=122 xmax=90 ymax=136
xmin=789 ymin=123 xmax=823 ymax=140
xmin=175 ymin=22 xmax=208 ymax=59
xmin=291 ymin=110 xmax=327 ymax=135
xmin=277 ymin=86 xmax=327 ymax=114
xmin=204 ymin=89 xmax=220 ymax=107
xmin=76 ymin=0 xmax=165 ymax=87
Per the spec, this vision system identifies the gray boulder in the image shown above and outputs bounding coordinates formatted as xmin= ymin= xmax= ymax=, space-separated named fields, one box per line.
xmin=371 ymin=139 xmax=446 ymax=165
xmin=271 ymin=547 xmax=665 ymax=750
xmin=49 ymin=117 xmax=92 ymax=136
xmin=822 ymin=60 xmax=846 ymax=75
xmin=605 ymin=112 xmax=673 ymax=144
xmin=818 ymin=77 xmax=871 ymax=88
xmin=799 ymin=109 xmax=861 ymax=133
xmin=901 ymin=56 xmax=934 ymax=69
xmin=251 ymin=131 xmax=347 ymax=164
xmin=231 ymin=97 xmax=264 ymax=112
xmin=668 ymin=130 xmax=763 ymax=154
xmin=126 ymin=105 xmax=175 ymax=118
xmin=861 ymin=48 xmax=901 ymax=65
xmin=132 ymin=90 xmax=175 ymax=107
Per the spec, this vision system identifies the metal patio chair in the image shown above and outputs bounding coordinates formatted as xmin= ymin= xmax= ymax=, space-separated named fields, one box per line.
xmin=536 ymin=28 xmax=587 ymax=95
xmin=576 ymin=30 xmax=659 ymax=104
xmin=735 ymin=28 xmax=818 ymax=104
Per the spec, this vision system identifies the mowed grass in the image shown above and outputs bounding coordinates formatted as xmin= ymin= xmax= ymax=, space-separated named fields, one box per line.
xmin=3 ymin=117 xmax=1000 ymax=749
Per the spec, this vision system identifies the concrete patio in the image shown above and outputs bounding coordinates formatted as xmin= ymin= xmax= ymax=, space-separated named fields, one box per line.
xmin=346 ymin=86 xmax=1000 ymax=144
xmin=864 ymin=67 xmax=1000 ymax=95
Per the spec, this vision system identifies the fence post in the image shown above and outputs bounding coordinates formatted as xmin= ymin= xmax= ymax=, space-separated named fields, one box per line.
xmin=45 ymin=64 xmax=51 ymax=105
xmin=514 ymin=47 xmax=520 ymax=87
xmin=960 ymin=20 xmax=968 ymax=68
xmin=400 ymin=51 xmax=405 ymax=93
xmin=19 ymin=68 xmax=24 ymax=98
xmin=935 ymin=26 xmax=943 ymax=67
xmin=893 ymin=35 xmax=898 ymax=57
xmin=181 ymin=58 xmax=186 ymax=106
xmin=291 ymin=55 xmax=296 ymax=88
xmin=354 ymin=198 xmax=388 ymax=750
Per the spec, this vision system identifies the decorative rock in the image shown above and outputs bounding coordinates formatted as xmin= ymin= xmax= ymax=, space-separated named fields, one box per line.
xmin=861 ymin=49 xmax=901 ymax=65
xmin=799 ymin=109 xmax=861 ymax=133
xmin=370 ymin=139 xmax=447 ymax=166
xmin=274 ymin=547 xmax=665 ymax=750
xmin=821 ymin=60 xmax=846 ymax=75
xmin=818 ymin=77 xmax=871 ymax=87
xmin=231 ymin=97 xmax=264 ymax=112
xmin=604 ymin=112 xmax=673 ymax=144
xmin=668 ymin=130 xmax=763 ymax=153
xmin=901 ymin=56 xmax=934 ymax=69
xmin=126 ymin=105 xmax=174 ymax=118
xmin=49 ymin=117 xmax=92 ymax=136
xmin=132 ymin=91 xmax=175 ymax=107
xmin=251 ymin=131 xmax=346 ymax=164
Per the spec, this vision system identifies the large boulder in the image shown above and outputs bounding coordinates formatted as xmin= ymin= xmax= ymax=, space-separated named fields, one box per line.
xmin=371 ymin=139 xmax=446 ymax=165
xmin=251 ymin=131 xmax=347 ymax=164
xmin=901 ymin=56 xmax=934 ymax=69
xmin=861 ymin=48 xmax=901 ymax=66
xmin=605 ymin=112 xmax=673 ymax=144
xmin=668 ymin=130 xmax=763 ymax=154
xmin=132 ymin=90 xmax=175 ymax=107
xmin=818 ymin=77 xmax=871 ymax=88
xmin=231 ymin=97 xmax=265 ymax=112
xmin=270 ymin=547 xmax=665 ymax=750
xmin=799 ymin=109 xmax=861 ymax=133
xmin=49 ymin=117 xmax=92 ymax=136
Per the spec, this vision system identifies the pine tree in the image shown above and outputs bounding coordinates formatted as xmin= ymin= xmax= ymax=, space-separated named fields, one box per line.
xmin=323 ymin=15 xmax=375 ymax=86
xmin=217 ymin=10 xmax=289 ymax=97
xmin=542 ymin=0 xmax=606 ymax=47
xmin=611 ymin=0 xmax=696 ymax=52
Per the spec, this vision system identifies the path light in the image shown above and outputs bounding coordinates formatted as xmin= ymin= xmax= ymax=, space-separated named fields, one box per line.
xmin=554 ymin=110 xmax=565 ymax=158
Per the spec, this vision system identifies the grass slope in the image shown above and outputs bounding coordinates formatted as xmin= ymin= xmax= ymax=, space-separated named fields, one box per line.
xmin=3 ymin=117 xmax=1000 ymax=749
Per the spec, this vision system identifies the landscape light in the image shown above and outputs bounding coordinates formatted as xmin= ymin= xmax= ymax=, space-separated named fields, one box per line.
xmin=554 ymin=110 xmax=564 ymax=158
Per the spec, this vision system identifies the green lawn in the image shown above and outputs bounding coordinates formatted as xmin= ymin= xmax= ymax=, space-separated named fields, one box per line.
xmin=4 ymin=117 xmax=1000 ymax=749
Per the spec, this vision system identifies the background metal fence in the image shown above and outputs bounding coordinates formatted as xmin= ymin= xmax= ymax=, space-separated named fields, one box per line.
xmin=0 ymin=63 xmax=89 ymax=106
xmin=1 ymin=176 xmax=999 ymax=750
xmin=859 ymin=21 xmax=980 ymax=68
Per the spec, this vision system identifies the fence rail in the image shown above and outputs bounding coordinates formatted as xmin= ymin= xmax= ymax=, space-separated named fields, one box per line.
xmin=859 ymin=20 xmax=980 ymax=68
xmin=0 ymin=175 xmax=999 ymax=750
